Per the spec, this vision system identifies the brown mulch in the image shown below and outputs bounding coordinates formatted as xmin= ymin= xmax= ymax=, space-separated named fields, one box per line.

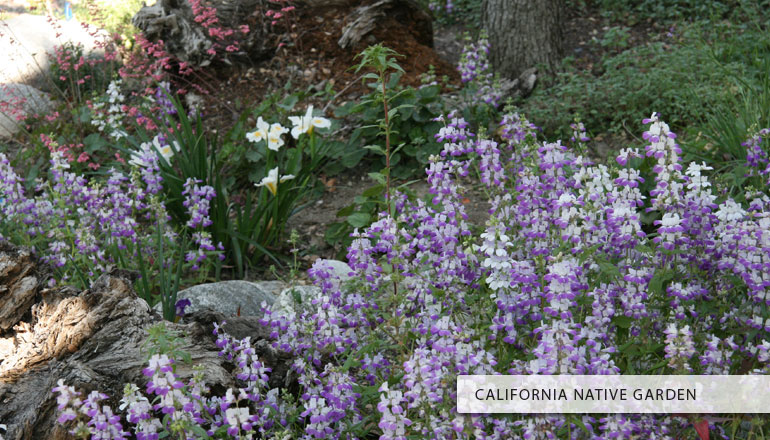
xmin=193 ymin=0 xmax=460 ymax=131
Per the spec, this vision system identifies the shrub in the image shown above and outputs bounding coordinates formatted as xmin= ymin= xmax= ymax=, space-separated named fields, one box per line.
xmin=333 ymin=73 xmax=447 ymax=179
xmin=595 ymin=0 xmax=770 ymax=24
xmin=52 ymin=110 xmax=770 ymax=438
xmin=521 ymin=21 xmax=770 ymax=141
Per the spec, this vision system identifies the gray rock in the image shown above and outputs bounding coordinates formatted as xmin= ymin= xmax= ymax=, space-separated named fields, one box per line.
xmin=271 ymin=285 xmax=322 ymax=318
xmin=322 ymin=259 xmax=353 ymax=281
xmin=252 ymin=280 xmax=287 ymax=297
xmin=160 ymin=280 xmax=277 ymax=318
xmin=267 ymin=260 xmax=354 ymax=317
xmin=0 ymin=83 xmax=52 ymax=138
xmin=0 ymin=14 xmax=106 ymax=85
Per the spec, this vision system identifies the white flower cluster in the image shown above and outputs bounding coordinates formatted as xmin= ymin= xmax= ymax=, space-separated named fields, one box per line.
xmin=91 ymin=80 xmax=127 ymax=140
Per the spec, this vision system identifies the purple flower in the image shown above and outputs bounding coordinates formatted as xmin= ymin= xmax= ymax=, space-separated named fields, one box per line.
xmin=175 ymin=298 xmax=192 ymax=317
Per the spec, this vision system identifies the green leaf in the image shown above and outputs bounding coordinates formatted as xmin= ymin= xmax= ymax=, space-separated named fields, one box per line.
xmin=362 ymin=184 xmax=385 ymax=198
xmin=291 ymin=287 xmax=303 ymax=304
xmin=277 ymin=93 xmax=299 ymax=111
xmin=334 ymin=101 xmax=357 ymax=117
xmin=613 ymin=316 xmax=633 ymax=329
xmin=597 ymin=261 xmax=622 ymax=279
xmin=245 ymin=149 xmax=264 ymax=163
xmin=643 ymin=359 xmax=669 ymax=374
xmin=341 ymin=146 xmax=366 ymax=168
xmin=418 ymin=84 xmax=440 ymax=99
xmin=570 ymin=415 xmax=592 ymax=435
xmin=347 ymin=212 xmax=371 ymax=228
xmin=634 ymin=243 xmax=654 ymax=254
xmin=649 ymin=269 xmax=675 ymax=295
xmin=78 ymin=106 xmax=91 ymax=123
xmin=83 ymin=133 xmax=107 ymax=154
xmin=336 ymin=204 xmax=355 ymax=217
xmin=368 ymin=172 xmax=386 ymax=185
xmin=364 ymin=144 xmax=386 ymax=155
xmin=325 ymin=222 xmax=349 ymax=243
xmin=341 ymin=350 xmax=360 ymax=372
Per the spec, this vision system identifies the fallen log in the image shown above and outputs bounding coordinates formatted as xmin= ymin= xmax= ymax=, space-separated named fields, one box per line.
xmin=338 ymin=0 xmax=432 ymax=49
xmin=132 ymin=0 xmax=273 ymax=67
xmin=0 ymin=244 xmax=289 ymax=440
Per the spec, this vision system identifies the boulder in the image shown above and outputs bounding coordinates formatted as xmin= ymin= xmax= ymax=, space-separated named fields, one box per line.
xmin=0 ymin=83 xmax=53 ymax=138
xmin=0 ymin=14 xmax=106 ymax=86
xmin=322 ymin=259 xmax=353 ymax=281
xmin=269 ymin=260 xmax=353 ymax=317
xmin=271 ymin=284 xmax=322 ymax=317
xmin=166 ymin=280 xmax=278 ymax=318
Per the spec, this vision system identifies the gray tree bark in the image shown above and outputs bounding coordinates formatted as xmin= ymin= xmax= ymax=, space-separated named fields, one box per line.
xmin=481 ymin=0 xmax=564 ymax=81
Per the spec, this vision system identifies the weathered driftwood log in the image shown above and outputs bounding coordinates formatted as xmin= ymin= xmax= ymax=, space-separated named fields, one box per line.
xmin=0 ymin=243 xmax=45 ymax=333
xmin=0 ymin=244 xmax=289 ymax=440
xmin=132 ymin=0 xmax=273 ymax=67
xmin=338 ymin=0 xmax=433 ymax=49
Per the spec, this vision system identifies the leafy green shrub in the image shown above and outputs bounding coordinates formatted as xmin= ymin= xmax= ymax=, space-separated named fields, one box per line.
xmin=521 ymin=22 xmax=769 ymax=141
xmin=334 ymin=73 xmax=446 ymax=179
xmin=423 ymin=0 xmax=483 ymax=28
xmin=596 ymin=0 xmax=769 ymax=23
xmin=682 ymin=61 xmax=770 ymax=200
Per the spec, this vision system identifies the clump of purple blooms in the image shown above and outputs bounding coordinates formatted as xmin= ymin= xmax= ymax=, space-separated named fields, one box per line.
xmin=745 ymin=128 xmax=770 ymax=185
xmin=52 ymin=111 xmax=770 ymax=438
xmin=53 ymin=330 xmax=286 ymax=439
xmin=428 ymin=0 xmax=453 ymax=15
xmin=0 ymin=141 xmax=223 ymax=313
xmin=457 ymin=33 xmax=503 ymax=108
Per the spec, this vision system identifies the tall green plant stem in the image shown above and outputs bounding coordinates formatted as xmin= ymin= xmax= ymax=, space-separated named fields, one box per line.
xmin=382 ymin=78 xmax=393 ymax=218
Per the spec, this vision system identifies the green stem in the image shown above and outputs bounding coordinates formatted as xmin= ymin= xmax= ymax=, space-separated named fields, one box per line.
xmin=379 ymin=70 xmax=399 ymax=300
xmin=381 ymin=73 xmax=392 ymax=219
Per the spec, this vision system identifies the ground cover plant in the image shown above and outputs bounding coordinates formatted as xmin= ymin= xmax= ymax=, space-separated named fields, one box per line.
xmin=45 ymin=109 xmax=770 ymax=438
xmin=3 ymin=0 xmax=770 ymax=438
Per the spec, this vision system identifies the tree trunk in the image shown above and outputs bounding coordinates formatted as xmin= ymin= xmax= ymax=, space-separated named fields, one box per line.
xmin=481 ymin=0 xmax=563 ymax=81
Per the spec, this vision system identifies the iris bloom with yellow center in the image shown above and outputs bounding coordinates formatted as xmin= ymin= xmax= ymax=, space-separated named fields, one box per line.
xmin=246 ymin=117 xmax=270 ymax=144
xmin=289 ymin=105 xmax=331 ymax=139
xmin=266 ymin=123 xmax=289 ymax=151
xmin=248 ymin=118 xmax=288 ymax=151
xmin=255 ymin=167 xmax=295 ymax=195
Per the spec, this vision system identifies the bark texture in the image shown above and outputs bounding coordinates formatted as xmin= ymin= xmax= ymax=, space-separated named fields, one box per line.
xmin=481 ymin=0 xmax=563 ymax=81
xmin=0 ymin=244 xmax=290 ymax=440
xmin=338 ymin=0 xmax=432 ymax=49
xmin=132 ymin=0 xmax=433 ymax=67
xmin=132 ymin=0 xmax=273 ymax=67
